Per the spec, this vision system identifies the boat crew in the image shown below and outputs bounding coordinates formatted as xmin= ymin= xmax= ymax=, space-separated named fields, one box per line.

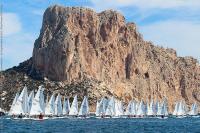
xmin=0 ymin=111 xmax=5 ymax=116
xmin=18 ymin=113 xmax=23 ymax=119
xmin=39 ymin=113 xmax=44 ymax=120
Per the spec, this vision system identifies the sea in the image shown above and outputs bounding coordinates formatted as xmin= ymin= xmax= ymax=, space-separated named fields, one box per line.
xmin=1 ymin=117 xmax=200 ymax=133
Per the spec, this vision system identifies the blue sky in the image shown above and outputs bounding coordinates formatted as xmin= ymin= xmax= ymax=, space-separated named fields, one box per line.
xmin=2 ymin=0 xmax=200 ymax=69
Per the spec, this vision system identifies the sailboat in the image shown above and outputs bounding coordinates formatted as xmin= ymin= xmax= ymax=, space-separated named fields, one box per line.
xmin=163 ymin=100 xmax=168 ymax=116
xmin=105 ymin=97 xmax=115 ymax=117
xmin=27 ymin=91 xmax=34 ymax=114
xmin=114 ymin=100 xmax=124 ymax=117
xmin=147 ymin=100 xmax=155 ymax=117
xmin=10 ymin=86 xmax=28 ymax=116
xmin=125 ymin=100 xmax=137 ymax=117
xmin=136 ymin=101 xmax=146 ymax=117
xmin=177 ymin=101 xmax=187 ymax=117
xmin=125 ymin=100 xmax=133 ymax=116
xmin=173 ymin=102 xmax=179 ymax=116
xmin=95 ymin=100 xmax=100 ymax=116
xmin=62 ymin=97 xmax=70 ymax=116
xmin=45 ymin=93 xmax=55 ymax=116
xmin=156 ymin=102 xmax=164 ymax=116
xmin=69 ymin=95 xmax=78 ymax=116
xmin=29 ymin=86 xmax=45 ymax=118
xmin=131 ymin=101 xmax=137 ymax=116
xmin=188 ymin=103 xmax=198 ymax=116
xmin=78 ymin=96 xmax=89 ymax=117
xmin=153 ymin=100 xmax=159 ymax=115
xmin=55 ymin=93 xmax=63 ymax=116
xmin=8 ymin=92 xmax=19 ymax=115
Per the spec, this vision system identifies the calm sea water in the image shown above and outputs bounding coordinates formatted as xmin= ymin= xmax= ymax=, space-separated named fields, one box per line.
xmin=1 ymin=117 xmax=200 ymax=133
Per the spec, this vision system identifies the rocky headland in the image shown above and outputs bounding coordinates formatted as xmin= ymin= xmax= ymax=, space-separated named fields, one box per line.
xmin=1 ymin=5 xmax=200 ymax=112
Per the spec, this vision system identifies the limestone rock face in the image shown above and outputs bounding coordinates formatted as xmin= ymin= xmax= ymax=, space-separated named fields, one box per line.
xmin=1 ymin=5 xmax=200 ymax=112
xmin=32 ymin=5 xmax=142 ymax=82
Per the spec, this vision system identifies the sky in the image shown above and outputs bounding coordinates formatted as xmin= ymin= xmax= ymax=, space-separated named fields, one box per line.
xmin=2 ymin=0 xmax=200 ymax=69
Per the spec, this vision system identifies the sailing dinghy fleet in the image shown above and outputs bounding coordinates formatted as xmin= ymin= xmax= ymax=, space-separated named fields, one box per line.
xmin=9 ymin=86 xmax=89 ymax=119
xmin=8 ymin=86 xmax=199 ymax=119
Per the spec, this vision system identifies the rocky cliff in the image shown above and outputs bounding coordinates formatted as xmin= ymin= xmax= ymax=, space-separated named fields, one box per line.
xmin=1 ymin=5 xmax=200 ymax=112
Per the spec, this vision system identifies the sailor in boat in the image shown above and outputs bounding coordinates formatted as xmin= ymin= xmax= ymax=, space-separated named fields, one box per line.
xmin=39 ymin=113 xmax=44 ymax=119
xmin=12 ymin=114 xmax=16 ymax=118
xmin=18 ymin=113 xmax=23 ymax=119
xmin=0 ymin=112 xmax=5 ymax=116
xmin=100 ymin=112 xmax=105 ymax=118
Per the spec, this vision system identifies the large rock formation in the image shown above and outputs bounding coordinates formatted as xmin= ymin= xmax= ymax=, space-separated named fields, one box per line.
xmin=1 ymin=5 xmax=200 ymax=112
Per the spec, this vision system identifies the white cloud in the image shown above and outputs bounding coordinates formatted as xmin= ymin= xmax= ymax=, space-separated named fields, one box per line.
xmin=139 ymin=21 xmax=200 ymax=61
xmin=3 ymin=13 xmax=22 ymax=36
xmin=3 ymin=33 xmax=36 ymax=69
xmin=32 ymin=9 xmax=45 ymax=16
xmin=90 ymin=0 xmax=200 ymax=10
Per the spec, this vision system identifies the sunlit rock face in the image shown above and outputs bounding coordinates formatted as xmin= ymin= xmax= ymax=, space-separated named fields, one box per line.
xmin=32 ymin=5 xmax=142 ymax=82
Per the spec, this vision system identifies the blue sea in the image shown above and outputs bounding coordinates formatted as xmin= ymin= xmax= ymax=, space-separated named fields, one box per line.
xmin=1 ymin=117 xmax=200 ymax=133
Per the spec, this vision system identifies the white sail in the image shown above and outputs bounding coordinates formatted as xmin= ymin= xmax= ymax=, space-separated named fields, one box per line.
xmin=105 ymin=97 xmax=115 ymax=116
xmin=69 ymin=95 xmax=78 ymax=116
xmin=131 ymin=101 xmax=137 ymax=115
xmin=173 ymin=102 xmax=179 ymax=116
xmin=103 ymin=98 xmax=109 ymax=112
xmin=62 ymin=98 xmax=66 ymax=115
xmin=65 ymin=98 xmax=70 ymax=115
xmin=95 ymin=97 xmax=107 ymax=116
xmin=30 ymin=86 xmax=45 ymax=115
xmin=115 ymin=100 xmax=124 ymax=117
xmin=136 ymin=101 xmax=146 ymax=116
xmin=163 ymin=100 xmax=168 ymax=116
xmin=28 ymin=91 xmax=34 ymax=113
xmin=177 ymin=101 xmax=186 ymax=116
xmin=11 ymin=86 xmax=28 ymax=115
xmin=78 ymin=96 xmax=89 ymax=116
xmin=9 ymin=92 xmax=19 ymax=115
xmin=63 ymin=97 xmax=70 ymax=115
xmin=45 ymin=94 xmax=55 ymax=116
xmin=100 ymin=98 xmax=108 ymax=115
xmin=41 ymin=88 xmax=45 ymax=113
xmin=125 ymin=101 xmax=132 ymax=115
xmin=55 ymin=93 xmax=63 ymax=116
xmin=95 ymin=100 xmax=100 ymax=116
xmin=153 ymin=100 xmax=159 ymax=115
xmin=147 ymin=100 xmax=154 ymax=116
xmin=157 ymin=102 xmax=165 ymax=116
xmin=188 ymin=103 xmax=198 ymax=116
